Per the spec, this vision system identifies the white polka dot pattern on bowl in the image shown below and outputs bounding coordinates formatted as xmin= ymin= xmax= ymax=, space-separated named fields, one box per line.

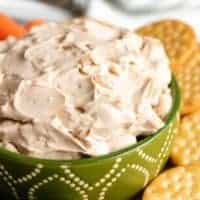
xmin=0 ymin=115 xmax=178 ymax=200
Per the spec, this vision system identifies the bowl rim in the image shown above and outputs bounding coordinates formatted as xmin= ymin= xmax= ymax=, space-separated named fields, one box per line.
xmin=0 ymin=76 xmax=180 ymax=166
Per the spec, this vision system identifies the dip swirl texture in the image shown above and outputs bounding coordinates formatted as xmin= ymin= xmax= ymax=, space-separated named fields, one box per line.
xmin=0 ymin=19 xmax=172 ymax=159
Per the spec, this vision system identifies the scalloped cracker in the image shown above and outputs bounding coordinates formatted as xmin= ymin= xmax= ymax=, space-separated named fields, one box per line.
xmin=175 ymin=47 xmax=200 ymax=114
xmin=171 ymin=111 xmax=200 ymax=165
xmin=136 ymin=19 xmax=197 ymax=70
xmin=143 ymin=164 xmax=200 ymax=200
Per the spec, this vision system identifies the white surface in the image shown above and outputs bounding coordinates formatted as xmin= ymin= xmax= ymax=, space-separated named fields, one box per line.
xmin=0 ymin=0 xmax=200 ymax=35
xmin=88 ymin=0 xmax=200 ymax=35
xmin=0 ymin=0 xmax=70 ymax=21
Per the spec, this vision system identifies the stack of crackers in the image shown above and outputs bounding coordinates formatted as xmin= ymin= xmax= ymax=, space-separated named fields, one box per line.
xmin=136 ymin=19 xmax=200 ymax=200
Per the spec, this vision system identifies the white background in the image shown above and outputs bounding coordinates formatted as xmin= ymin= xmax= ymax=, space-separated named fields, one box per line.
xmin=0 ymin=0 xmax=200 ymax=35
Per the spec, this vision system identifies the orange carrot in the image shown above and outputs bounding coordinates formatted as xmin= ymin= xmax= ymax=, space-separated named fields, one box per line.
xmin=0 ymin=13 xmax=26 ymax=40
xmin=25 ymin=19 xmax=45 ymax=31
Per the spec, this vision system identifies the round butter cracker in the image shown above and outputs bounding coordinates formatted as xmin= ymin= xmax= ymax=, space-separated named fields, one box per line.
xmin=175 ymin=47 xmax=200 ymax=114
xmin=136 ymin=19 xmax=197 ymax=70
xmin=171 ymin=111 xmax=200 ymax=166
xmin=143 ymin=164 xmax=200 ymax=200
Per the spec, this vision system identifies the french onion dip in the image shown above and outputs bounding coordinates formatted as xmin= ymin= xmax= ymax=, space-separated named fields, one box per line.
xmin=0 ymin=18 xmax=172 ymax=159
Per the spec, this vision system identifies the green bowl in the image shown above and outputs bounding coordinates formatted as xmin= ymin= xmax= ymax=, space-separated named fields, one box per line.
xmin=0 ymin=77 xmax=180 ymax=200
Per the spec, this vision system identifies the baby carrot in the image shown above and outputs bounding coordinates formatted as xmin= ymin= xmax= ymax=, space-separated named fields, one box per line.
xmin=0 ymin=13 xmax=26 ymax=40
xmin=25 ymin=19 xmax=45 ymax=31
